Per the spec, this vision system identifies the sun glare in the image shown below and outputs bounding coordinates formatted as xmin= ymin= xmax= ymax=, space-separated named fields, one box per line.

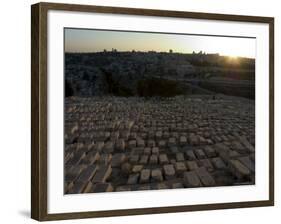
xmin=229 ymin=55 xmax=238 ymax=59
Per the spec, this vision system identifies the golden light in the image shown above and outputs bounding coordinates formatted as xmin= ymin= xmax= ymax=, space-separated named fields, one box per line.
xmin=226 ymin=55 xmax=240 ymax=65
xmin=229 ymin=55 xmax=239 ymax=60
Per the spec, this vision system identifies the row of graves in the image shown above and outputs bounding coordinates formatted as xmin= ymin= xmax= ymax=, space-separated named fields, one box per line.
xmin=64 ymin=96 xmax=255 ymax=194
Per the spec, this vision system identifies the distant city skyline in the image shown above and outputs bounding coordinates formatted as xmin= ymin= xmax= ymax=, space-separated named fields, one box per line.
xmin=65 ymin=28 xmax=256 ymax=58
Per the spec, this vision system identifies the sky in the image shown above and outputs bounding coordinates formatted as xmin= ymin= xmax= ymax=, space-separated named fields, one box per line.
xmin=65 ymin=28 xmax=256 ymax=58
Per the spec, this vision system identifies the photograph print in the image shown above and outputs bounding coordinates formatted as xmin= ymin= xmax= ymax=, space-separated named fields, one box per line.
xmin=64 ymin=28 xmax=255 ymax=194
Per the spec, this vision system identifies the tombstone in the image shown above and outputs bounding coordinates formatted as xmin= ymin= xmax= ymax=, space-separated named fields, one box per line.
xmin=137 ymin=138 xmax=145 ymax=147
xmin=195 ymin=167 xmax=216 ymax=186
xmin=110 ymin=131 xmax=119 ymax=141
xmin=199 ymin=136 xmax=207 ymax=145
xmin=155 ymin=131 xmax=162 ymax=139
xmin=172 ymin=182 xmax=184 ymax=189
xmin=140 ymin=169 xmax=151 ymax=183
xmin=99 ymin=153 xmax=112 ymax=165
xmin=128 ymin=140 xmax=137 ymax=149
xmin=170 ymin=146 xmax=179 ymax=154
xmin=94 ymin=142 xmax=104 ymax=151
xmin=163 ymin=164 xmax=176 ymax=180
xmin=83 ymin=181 xmax=93 ymax=193
xmin=175 ymin=162 xmax=187 ymax=174
xmin=151 ymin=169 xmax=163 ymax=182
xmin=238 ymin=156 xmax=255 ymax=172
xmin=214 ymin=136 xmax=222 ymax=143
xmin=68 ymin=181 xmax=88 ymax=194
xmin=239 ymin=136 xmax=255 ymax=153
xmin=76 ymin=164 xmax=98 ymax=182
xmin=120 ymin=131 xmax=130 ymax=140
xmin=115 ymin=185 xmax=131 ymax=192
xmin=144 ymin=147 xmax=151 ymax=155
xmin=228 ymin=159 xmax=251 ymax=180
xmin=116 ymin=139 xmax=125 ymax=151
xmin=158 ymin=140 xmax=166 ymax=148
xmin=91 ymin=183 xmax=114 ymax=193
xmin=129 ymin=132 xmax=137 ymax=140
xmin=231 ymin=141 xmax=247 ymax=154
xmin=157 ymin=183 xmax=168 ymax=190
xmin=183 ymin=171 xmax=201 ymax=187
xmin=111 ymin=153 xmax=126 ymax=167
xmin=152 ymin=147 xmax=159 ymax=154
xmin=206 ymin=139 xmax=213 ymax=145
xmin=66 ymin=151 xmax=86 ymax=166
xmin=139 ymin=155 xmax=149 ymax=164
xmin=148 ymin=130 xmax=155 ymax=139
xmin=215 ymin=143 xmax=234 ymax=164
xmin=179 ymin=136 xmax=187 ymax=146
xmin=147 ymin=140 xmax=156 ymax=147
xmin=65 ymin=182 xmax=74 ymax=193
xmin=92 ymin=165 xmax=112 ymax=183
xmin=121 ymin=162 xmax=132 ymax=175
xmin=70 ymin=123 xmax=79 ymax=135
xmin=186 ymin=161 xmax=199 ymax=171
xmin=87 ymin=142 xmax=95 ymax=151
xmin=163 ymin=131 xmax=170 ymax=139
xmin=125 ymin=120 xmax=135 ymax=130
xmin=65 ymin=164 xmax=86 ymax=182
xmin=149 ymin=154 xmax=158 ymax=165
xmin=189 ymin=134 xmax=199 ymax=146
xmin=127 ymin=173 xmax=139 ymax=185
xmin=132 ymin=165 xmax=143 ymax=173
xmin=194 ymin=149 xmax=206 ymax=159
xmin=176 ymin=153 xmax=185 ymax=162
xmin=198 ymin=159 xmax=214 ymax=171
xmin=130 ymin=147 xmax=144 ymax=155
xmin=159 ymin=154 xmax=169 ymax=164
xmin=211 ymin=157 xmax=226 ymax=169
xmin=129 ymin=154 xmax=139 ymax=164
xmin=104 ymin=131 xmax=111 ymax=139
xmin=81 ymin=151 xmax=100 ymax=165
xmin=204 ymin=146 xmax=216 ymax=158
xmin=138 ymin=185 xmax=151 ymax=191
xmin=168 ymin=137 xmax=177 ymax=147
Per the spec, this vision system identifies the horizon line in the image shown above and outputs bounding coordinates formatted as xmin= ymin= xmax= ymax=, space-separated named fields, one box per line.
xmin=64 ymin=50 xmax=255 ymax=59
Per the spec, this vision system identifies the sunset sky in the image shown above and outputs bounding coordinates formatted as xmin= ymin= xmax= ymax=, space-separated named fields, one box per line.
xmin=65 ymin=28 xmax=256 ymax=58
